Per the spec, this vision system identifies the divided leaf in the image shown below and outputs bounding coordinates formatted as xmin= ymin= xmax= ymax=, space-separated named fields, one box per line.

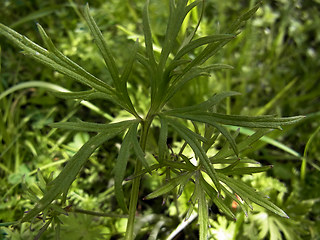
xmin=144 ymin=172 xmax=193 ymax=200
xmin=165 ymin=91 xmax=240 ymax=114
xmin=218 ymin=173 xmax=289 ymax=218
xmin=114 ymin=125 xmax=136 ymax=212
xmin=174 ymin=34 xmax=235 ymax=60
xmin=49 ymin=119 xmax=137 ymax=132
xmin=166 ymin=117 xmax=221 ymax=193
xmin=50 ymin=89 xmax=113 ymax=101
xmin=199 ymin=175 xmax=236 ymax=220
xmin=158 ymin=117 xmax=169 ymax=163
xmin=21 ymin=121 xmax=133 ymax=222
xmin=82 ymin=4 xmax=120 ymax=84
xmin=142 ymin=0 xmax=157 ymax=72
xmin=114 ymin=122 xmax=150 ymax=212
xmin=167 ymin=111 xmax=304 ymax=129
xmin=198 ymin=187 xmax=208 ymax=240
xmin=0 ymin=23 xmax=115 ymax=96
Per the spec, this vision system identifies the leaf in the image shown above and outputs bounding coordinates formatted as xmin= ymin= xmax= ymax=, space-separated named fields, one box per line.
xmin=198 ymin=187 xmax=208 ymax=240
xmin=164 ymin=160 xmax=196 ymax=172
xmin=164 ymin=59 xmax=191 ymax=80
xmin=218 ymin=181 xmax=249 ymax=216
xmin=37 ymin=169 xmax=47 ymax=193
xmin=158 ymin=0 xmax=189 ymax=70
xmin=126 ymin=163 xmax=161 ymax=181
xmin=21 ymin=122 xmax=132 ymax=222
xmin=228 ymin=2 xmax=262 ymax=32
xmin=218 ymin=165 xmax=273 ymax=175
xmin=50 ymin=204 xmax=67 ymax=215
xmin=0 ymin=23 xmax=115 ymax=96
xmin=164 ymin=66 xmax=211 ymax=104
xmin=114 ymin=122 xmax=151 ymax=212
xmin=82 ymin=6 xmax=140 ymax=117
xmin=120 ymin=40 xmax=139 ymax=87
xmin=142 ymin=0 xmax=157 ymax=71
xmin=50 ymin=89 xmax=112 ymax=101
xmin=82 ymin=4 xmax=120 ymax=85
xmin=179 ymin=0 xmax=204 ymax=50
xmin=114 ymin=125 xmax=135 ymax=212
xmin=169 ymin=111 xmax=304 ymax=129
xmin=211 ymin=157 xmax=259 ymax=165
xmin=199 ymin=174 xmax=236 ymax=220
xmin=37 ymin=24 xmax=115 ymax=94
xmin=218 ymin=173 xmax=289 ymax=218
xmin=49 ymin=119 xmax=137 ymax=132
xmin=174 ymin=34 xmax=236 ymax=60
xmin=118 ymin=40 xmax=140 ymax=116
xmin=131 ymin=125 xmax=151 ymax=173
xmin=166 ymin=117 xmax=221 ymax=193
xmin=158 ymin=117 xmax=169 ymax=163
xmin=166 ymin=112 xmax=239 ymax=156
xmin=144 ymin=172 xmax=193 ymax=200
xmin=213 ymin=129 xmax=271 ymax=159
xmin=165 ymin=91 xmax=240 ymax=114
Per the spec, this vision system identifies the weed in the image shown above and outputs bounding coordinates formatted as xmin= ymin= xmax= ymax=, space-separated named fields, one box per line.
xmin=0 ymin=1 xmax=305 ymax=239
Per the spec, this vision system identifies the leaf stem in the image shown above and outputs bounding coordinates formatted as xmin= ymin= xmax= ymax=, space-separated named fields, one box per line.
xmin=125 ymin=118 xmax=152 ymax=240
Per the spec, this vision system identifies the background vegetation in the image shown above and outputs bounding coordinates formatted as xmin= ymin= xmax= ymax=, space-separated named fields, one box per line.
xmin=1 ymin=0 xmax=319 ymax=239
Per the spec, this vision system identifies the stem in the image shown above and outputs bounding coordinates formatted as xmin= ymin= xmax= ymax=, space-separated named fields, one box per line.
xmin=125 ymin=118 xmax=152 ymax=240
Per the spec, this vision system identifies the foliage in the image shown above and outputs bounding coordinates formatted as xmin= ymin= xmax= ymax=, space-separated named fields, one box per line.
xmin=0 ymin=0 xmax=318 ymax=239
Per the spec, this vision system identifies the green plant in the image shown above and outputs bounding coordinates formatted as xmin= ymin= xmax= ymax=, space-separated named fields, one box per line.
xmin=0 ymin=1 xmax=304 ymax=239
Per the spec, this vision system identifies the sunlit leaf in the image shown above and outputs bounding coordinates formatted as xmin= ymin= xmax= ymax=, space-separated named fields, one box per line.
xmin=199 ymin=174 xmax=236 ymax=220
xmin=167 ymin=113 xmax=239 ymax=156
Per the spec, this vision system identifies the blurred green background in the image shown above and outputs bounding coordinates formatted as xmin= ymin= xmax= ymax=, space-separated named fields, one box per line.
xmin=0 ymin=0 xmax=319 ymax=239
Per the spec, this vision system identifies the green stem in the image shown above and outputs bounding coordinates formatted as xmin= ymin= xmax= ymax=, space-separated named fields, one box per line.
xmin=125 ymin=118 xmax=152 ymax=240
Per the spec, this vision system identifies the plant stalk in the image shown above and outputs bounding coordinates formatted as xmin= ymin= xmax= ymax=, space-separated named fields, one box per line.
xmin=125 ymin=118 xmax=152 ymax=240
